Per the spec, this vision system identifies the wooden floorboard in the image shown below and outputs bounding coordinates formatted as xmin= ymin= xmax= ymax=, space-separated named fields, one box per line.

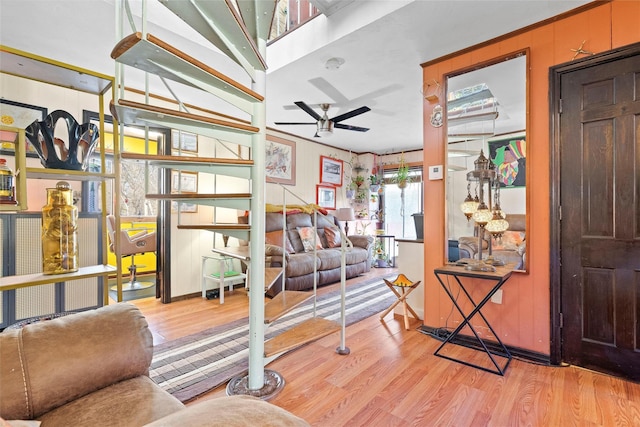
xmin=132 ymin=268 xmax=640 ymax=426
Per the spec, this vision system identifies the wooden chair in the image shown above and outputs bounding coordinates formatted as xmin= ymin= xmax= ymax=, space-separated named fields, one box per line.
xmin=380 ymin=273 xmax=421 ymax=330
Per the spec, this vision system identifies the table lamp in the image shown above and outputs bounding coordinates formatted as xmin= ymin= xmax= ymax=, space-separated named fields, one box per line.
xmin=336 ymin=207 xmax=356 ymax=235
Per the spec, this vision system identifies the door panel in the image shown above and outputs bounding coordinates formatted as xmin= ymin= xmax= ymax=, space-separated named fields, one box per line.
xmin=560 ymin=50 xmax=640 ymax=381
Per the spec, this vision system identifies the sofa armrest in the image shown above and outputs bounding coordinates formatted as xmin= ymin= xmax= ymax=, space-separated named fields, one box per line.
xmin=0 ymin=303 xmax=152 ymax=420
xmin=457 ymin=236 xmax=488 ymax=259
xmin=347 ymin=235 xmax=374 ymax=250
xmin=265 ymin=244 xmax=290 ymax=260
xmin=144 ymin=395 xmax=309 ymax=427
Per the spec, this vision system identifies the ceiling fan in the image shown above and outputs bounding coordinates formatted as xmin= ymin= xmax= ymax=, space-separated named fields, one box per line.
xmin=275 ymin=101 xmax=370 ymax=137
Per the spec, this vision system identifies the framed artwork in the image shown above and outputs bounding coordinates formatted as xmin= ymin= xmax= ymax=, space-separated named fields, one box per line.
xmin=266 ymin=136 xmax=296 ymax=185
xmin=320 ymin=155 xmax=343 ymax=187
xmin=171 ymin=171 xmax=198 ymax=193
xmin=171 ymin=201 xmax=198 ymax=213
xmin=171 ymin=129 xmax=198 ymax=153
xmin=316 ymin=184 xmax=336 ymax=210
xmin=0 ymin=99 xmax=47 ymax=157
xmin=488 ymin=136 xmax=526 ymax=188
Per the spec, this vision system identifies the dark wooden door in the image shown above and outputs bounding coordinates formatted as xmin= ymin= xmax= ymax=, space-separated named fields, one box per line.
xmin=559 ymin=48 xmax=640 ymax=381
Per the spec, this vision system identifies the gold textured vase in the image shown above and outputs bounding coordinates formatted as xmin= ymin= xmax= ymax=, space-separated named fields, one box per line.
xmin=42 ymin=181 xmax=78 ymax=274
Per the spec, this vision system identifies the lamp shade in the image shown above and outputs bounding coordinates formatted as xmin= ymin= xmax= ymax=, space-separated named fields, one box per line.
xmin=336 ymin=207 xmax=356 ymax=222
xmin=472 ymin=201 xmax=493 ymax=226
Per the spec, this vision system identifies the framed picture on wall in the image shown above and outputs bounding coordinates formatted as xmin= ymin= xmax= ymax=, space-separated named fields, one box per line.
xmin=316 ymin=184 xmax=336 ymax=210
xmin=488 ymin=136 xmax=526 ymax=188
xmin=171 ymin=171 xmax=198 ymax=193
xmin=171 ymin=129 xmax=198 ymax=153
xmin=319 ymin=156 xmax=343 ymax=187
xmin=265 ymin=136 xmax=296 ymax=185
xmin=0 ymin=99 xmax=47 ymax=157
xmin=171 ymin=201 xmax=198 ymax=213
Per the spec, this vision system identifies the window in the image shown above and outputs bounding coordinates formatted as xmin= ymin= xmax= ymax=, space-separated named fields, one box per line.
xmin=382 ymin=166 xmax=423 ymax=239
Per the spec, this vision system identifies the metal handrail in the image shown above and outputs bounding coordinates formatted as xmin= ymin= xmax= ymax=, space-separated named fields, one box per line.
xmin=274 ymin=183 xmax=350 ymax=354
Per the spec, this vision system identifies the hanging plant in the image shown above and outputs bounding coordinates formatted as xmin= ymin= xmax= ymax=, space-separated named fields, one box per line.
xmin=394 ymin=153 xmax=411 ymax=189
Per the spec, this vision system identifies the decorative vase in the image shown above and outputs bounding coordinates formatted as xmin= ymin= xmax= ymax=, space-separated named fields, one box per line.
xmin=0 ymin=158 xmax=17 ymax=205
xmin=346 ymin=189 xmax=355 ymax=199
xmin=26 ymin=110 xmax=99 ymax=171
xmin=370 ymin=184 xmax=380 ymax=193
xmin=42 ymin=181 xmax=78 ymax=274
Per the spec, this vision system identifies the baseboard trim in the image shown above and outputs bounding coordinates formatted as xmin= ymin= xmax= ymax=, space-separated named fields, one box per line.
xmin=418 ymin=325 xmax=551 ymax=366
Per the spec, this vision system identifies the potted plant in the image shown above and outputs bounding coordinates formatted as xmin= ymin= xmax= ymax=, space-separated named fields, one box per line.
xmin=346 ymin=180 xmax=357 ymax=199
xmin=353 ymin=175 xmax=365 ymax=188
xmin=369 ymin=175 xmax=380 ymax=193
xmin=394 ymin=153 xmax=411 ymax=189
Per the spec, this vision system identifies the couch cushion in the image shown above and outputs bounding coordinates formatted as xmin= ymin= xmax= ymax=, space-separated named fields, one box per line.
xmin=493 ymin=230 xmax=525 ymax=251
xmin=285 ymin=253 xmax=318 ymax=277
xmin=265 ymin=230 xmax=294 ymax=253
xmin=0 ymin=303 xmax=153 ymax=420
xmin=296 ymin=227 xmax=323 ymax=252
xmin=316 ymin=247 xmax=369 ymax=271
xmin=37 ymin=376 xmax=184 ymax=427
xmin=323 ymin=226 xmax=342 ymax=248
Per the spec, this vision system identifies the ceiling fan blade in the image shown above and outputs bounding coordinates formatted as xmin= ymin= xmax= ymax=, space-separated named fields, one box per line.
xmin=334 ymin=123 xmax=369 ymax=132
xmin=294 ymin=101 xmax=321 ymax=121
xmin=308 ymin=77 xmax=349 ymax=104
xmin=274 ymin=122 xmax=316 ymax=125
xmin=331 ymin=106 xmax=371 ymax=123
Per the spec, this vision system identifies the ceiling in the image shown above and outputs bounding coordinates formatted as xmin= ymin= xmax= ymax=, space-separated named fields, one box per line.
xmin=0 ymin=0 xmax=593 ymax=155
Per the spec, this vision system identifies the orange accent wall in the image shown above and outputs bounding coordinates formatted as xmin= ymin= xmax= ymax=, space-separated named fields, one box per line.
xmin=421 ymin=1 xmax=640 ymax=355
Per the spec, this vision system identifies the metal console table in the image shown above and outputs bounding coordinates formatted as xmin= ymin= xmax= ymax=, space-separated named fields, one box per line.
xmin=433 ymin=264 xmax=514 ymax=375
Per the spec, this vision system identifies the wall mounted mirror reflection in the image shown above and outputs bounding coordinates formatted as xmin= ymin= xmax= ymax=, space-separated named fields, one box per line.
xmin=446 ymin=51 xmax=528 ymax=272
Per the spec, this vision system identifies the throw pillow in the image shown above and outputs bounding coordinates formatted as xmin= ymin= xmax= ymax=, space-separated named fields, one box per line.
xmin=297 ymin=227 xmax=323 ymax=252
xmin=492 ymin=231 xmax=525 ymax=251
xmin=265 ymin=230 xmax=295 ymax=253
xmin=324 ymin=226 xmax=342 ymax=248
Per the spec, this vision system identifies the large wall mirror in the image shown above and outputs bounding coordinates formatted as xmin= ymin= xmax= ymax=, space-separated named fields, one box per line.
xmin=446 ymin=50 xmax=529 ymax=272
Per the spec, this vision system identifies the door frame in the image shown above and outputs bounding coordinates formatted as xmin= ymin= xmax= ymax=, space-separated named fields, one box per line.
xmin=549 ymin=41 xmax=640 ymax=365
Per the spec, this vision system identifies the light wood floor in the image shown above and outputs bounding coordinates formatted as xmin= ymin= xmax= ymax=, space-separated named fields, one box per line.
xmin=132 ymin=269 xmax=640 ymax=427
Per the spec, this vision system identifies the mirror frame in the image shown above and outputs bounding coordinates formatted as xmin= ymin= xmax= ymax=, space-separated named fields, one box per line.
xmin=444 ymin=48 xmax=530 ymax=273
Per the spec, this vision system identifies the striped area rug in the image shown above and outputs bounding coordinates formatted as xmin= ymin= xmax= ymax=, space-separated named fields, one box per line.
xmin=150 ymin=274 xmax=396 ymax=402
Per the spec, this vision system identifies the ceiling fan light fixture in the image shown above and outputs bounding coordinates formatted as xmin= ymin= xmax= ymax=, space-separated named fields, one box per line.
xmin=317 ymin=119 xmax=333 ymax=137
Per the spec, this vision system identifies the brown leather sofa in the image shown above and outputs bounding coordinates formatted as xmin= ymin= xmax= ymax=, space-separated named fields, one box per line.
xmin=264 ymin=211 xmax=373 ymax=297
xmin=457 ymin=213 xmax=526 ymax=269
xmin=0 ymin=303 xmax=309 ymax=427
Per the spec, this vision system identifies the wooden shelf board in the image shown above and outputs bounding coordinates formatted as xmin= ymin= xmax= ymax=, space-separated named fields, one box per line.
xmin=26 ymin=168 xmax=115 ymax=181
xmin=265 ymin=290 xmax=313 ymax=324
xmin=111 ymin=32 xmax=263 ymax=112
xmin=146 ymin=193 xmax=251 ymax=200
xmin=121 ymin=153 xmax=253 ymax=179
xmin=148 ymin=193 xmax=251 ymax=210
xmin=121 ymin=153 xmax=253 ymax=166
xmin=264 ymin=317 xmax=341 ymax=358
xmin=112 ymin=99 xmax=257 ymax=146
xmin=0 ymin=265 xmax=117 ymax=292
xmin=448 ymin=111 xmax=499 ymax=126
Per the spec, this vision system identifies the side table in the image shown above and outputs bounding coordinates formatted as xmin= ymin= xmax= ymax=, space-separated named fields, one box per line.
xmin=433 ymin=264 xmax=514 ymax=375
xmin=201 ymin=254 xmax=247 ymax=304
